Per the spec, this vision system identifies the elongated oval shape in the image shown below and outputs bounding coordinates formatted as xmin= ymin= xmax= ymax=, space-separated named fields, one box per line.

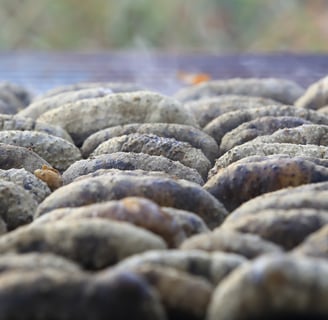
xmin=35 ymin=174 xmax=228 ymax=229
xmin=175 ymin=78 xmax=304 ymax=104
xmin=0 ymin=269 xmax=166 ymax=320
xmin=222 ymin=209 xmax=328 ymax=250
xmin=112 ymin=249 xmax=246 ymax=286
xmin=33 ymin=197 xmax=187 ymax=248
xmin=0 ymin=253 xmax=82 ymax=274
xmin=0 ymin=130 xmax=81 ymax=171
xmin=185 ymin=95 xmax=281 ymax=127
xmin=36 ymin=196 xmax=210 ymax=246
xmin=0 ymin=114 xmax=73 ymax=142
xmin=204 ymin=105 xmax=328 ymax=145
xmin=91 ymin=133 xmax=211 ymax=179
xmin=18 ymin=87 xmax=112 ymax=119
xmin=0 ymin=143 xmax=50 ymax=173
xmin=205 ymin=157 xmax=328 ymax=211
xmin=207 ymin=255 xmax=328 ymax=320
xmin=210 ymin=142 xmax=328 ymax=176
xmin=180 ymin=229 xmax=282 ymax=259
xmin=62 ymin=152 xmax=204 ymax=185
xmin=253 ymin=123 xmax=328 ymax=146
xmin=38 ymin=191 xmax=209 ymax=242
xmin=219 ymin=116 xmax=310 ymax=155
xmin=227 ymin=181 xmax=328 ymax=222
xmin=0 ymin=220 xmax=166 ymax=270
xmin=72 ymin=168 xmax=176 ymax=182
xmin=38 ymin=91 xmax=198 ymax=146
xmin=81 ymin=123 xmax=218 ymax=162
xmin=0 ymin=168 xmax=50 ymax=203
xmin=225 ymin=154 xmax=328 ymax=169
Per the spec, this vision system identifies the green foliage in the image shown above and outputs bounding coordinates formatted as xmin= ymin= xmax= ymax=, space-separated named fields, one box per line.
xmin=0 ymin=0 xmax=327 ymax=51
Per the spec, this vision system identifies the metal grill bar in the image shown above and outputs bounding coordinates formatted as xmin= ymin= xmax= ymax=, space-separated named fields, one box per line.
xmin=0 ymin=52 xmax=327 ymax=95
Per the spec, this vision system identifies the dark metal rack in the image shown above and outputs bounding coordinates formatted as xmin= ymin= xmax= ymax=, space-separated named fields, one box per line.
xmin=1 ymin=52 xmax=327 ymax=95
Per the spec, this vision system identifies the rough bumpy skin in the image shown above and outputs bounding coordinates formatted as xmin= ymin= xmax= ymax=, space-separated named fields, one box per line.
xmin=113 ymin=249 xmax=246 ymax=286
xmin=91 ymin=133 xmax=211 ymax=179
xmin=226 ymin=154 xmax=325 ymax=167
xmin=39 ymin=190 xmax=210 ymax=244
xmin=180 ymin=229 xmax=282 ymax=259
xmin=0 ymin=180 xmax=37 ymax=230
xmin=62 ymin=152 xmax=204 ymax=185
xmin=206 ymin=157 xmax=328 ymax=211
xmin=296 ymin=76 xmax=328 ymax=110
xmin=129 ymin=264 xmax=213 ymax=320
xmin=38 ymin=91 xmax=198 ymax=146
xmin=293 ymin=224 xmax=328 ymax=259
xmin=0 ymin=269 xmax=166 ymax=320
xmin=0 ymin=143 xmax=50 ymax=173
xmin=0 ymin=220 xmax=166 ymax=270
xmin=210 ymin=142 xmax=328 ymax=175
xmin=207 ymin=255 xmax=328 ymax=320
xmin=175 ymin=78 xmax=304 ymax=104
xmin=0 ymin=130 xmax=81 ymax=171
xmin=0 ymin=168 xmax=50 ymax=202
xmin=0 ymin=114 xmax=73 ymax=142
xmin=37 ymin=81 xmax=144 ymax=100
xmin=33 ymin=197 xmax=187 ymax=248
xmin=227 ymin=181 xmax=328 ymax=222
xmin=81 ymin=123 xmax=219 ymax=163
xmin=0 ymin=253 xmax=82 ymax=274
xmin=18 ymin=87 xmax=112 ymax=119
xmin=185 ymin=95 xmax=281 ymax=127
xmin=220 ymin=116 xmax=310 ymax=155
xmin=223 ymin=154 xmax=328 ymax=171
xmin=72 ymin=168 xmax=176 ymax=183
xmin=253 ymin=123 xmax=328 ymax=146
xmin=222 ymin=209 xmax=328 ymax=250
xmin=36 ymin=174 xmax=228 ymax=229
xmin=204 ymin=105 xmax=328 ymax=144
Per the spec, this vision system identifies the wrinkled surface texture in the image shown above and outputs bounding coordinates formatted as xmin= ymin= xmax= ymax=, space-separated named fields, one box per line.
xmin=204 ymin=105 xmax=328 ymax=144
xmin=2 ymin=77 xmax=328 ymax=319
xmin=36 ymin=174 xmax=228 ymax=229
xmin=62 ymin=152 xmax=204 ymax=185
xmin=219 ymin=116 xmax=310 ymax=154
xmin=81 ymin=123 xmax=218 ymax=162
xmin=185 ymin=95 xmax=281 ymax=127
xmin=91 ymin=133 xmax=211 ymax=179
xmin=205 ymin=157 xmax=328 ymax=211
xmin=38 ymin=91 xmax=197 ymax=146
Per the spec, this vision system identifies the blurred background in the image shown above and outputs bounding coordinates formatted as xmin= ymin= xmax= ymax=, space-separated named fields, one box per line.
xmin=1 ymin=0 xmax=328 ymax=52
xmin=1 ymin=0 xmax=328 ymax=94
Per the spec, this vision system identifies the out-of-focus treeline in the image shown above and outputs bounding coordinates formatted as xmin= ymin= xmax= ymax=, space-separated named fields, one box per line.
xmin=0 ymin=0 xmax=327 ymax=52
